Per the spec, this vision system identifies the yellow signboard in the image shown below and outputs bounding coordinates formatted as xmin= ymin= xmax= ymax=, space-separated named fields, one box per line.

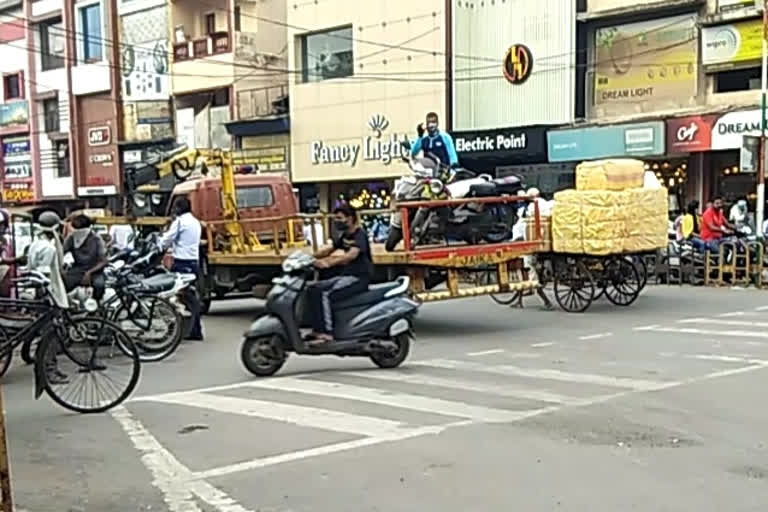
xmin=594 ymin=15 xmax=697 ymax=105
xmin=702 ymin=18 xmax=763 ymax=69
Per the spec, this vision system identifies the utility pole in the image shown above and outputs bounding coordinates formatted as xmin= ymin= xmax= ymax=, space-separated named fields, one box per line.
xmin=759 ymin=0 xmax=768 ymax=238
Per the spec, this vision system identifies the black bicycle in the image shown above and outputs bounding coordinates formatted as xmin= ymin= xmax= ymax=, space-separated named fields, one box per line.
xmin=0 ymin=271 xmax=141 ymax=414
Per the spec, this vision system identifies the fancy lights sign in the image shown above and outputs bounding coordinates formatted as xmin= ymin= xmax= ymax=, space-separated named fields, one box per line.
xmin=310 ymin=114 xmax=408 ymax=166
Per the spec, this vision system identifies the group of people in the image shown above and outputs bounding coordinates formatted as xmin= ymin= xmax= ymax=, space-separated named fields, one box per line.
xmin=674 ymin=197 xmax=756 ymax=253
xmin=0 ymin=198 xmax=205 ymax=341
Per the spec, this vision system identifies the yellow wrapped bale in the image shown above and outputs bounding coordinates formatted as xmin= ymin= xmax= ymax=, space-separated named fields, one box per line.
xmin=621 ymin=187 xmax=669 ymax=252
xmin=552 ymin=190 xmax=583 ymax=253
xmin=576 ymin=159 xmax=645 ymax=191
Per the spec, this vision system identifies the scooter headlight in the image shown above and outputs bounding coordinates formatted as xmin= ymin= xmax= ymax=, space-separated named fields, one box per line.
xmin=428 ymin=179 xmax=444 ymax=196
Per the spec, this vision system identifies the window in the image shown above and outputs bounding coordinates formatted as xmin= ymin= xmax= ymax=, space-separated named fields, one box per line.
xmin=300 ymin=26 xmax=353 ymax=83
xmin=3 ymin=73 xmax=22 ymax=100
xmin=234 ymin=6 xmax=241 ymax=32
xmin=235 ymin=186 xmax=274 ymax=208
xmin=55 ymin=140 xmax=70 ymax=178
xmin=714 ymin=67 xmax=761 ymax=93
xmin=205 ymin=13 xmax=216 ymax=35
xmin=40 ymin=18 xmax=66 ymax=70
xmin=79 ymin=3 xmax=103 ymax=62
xmin=43 ymin=98 xmax=60 ymax=133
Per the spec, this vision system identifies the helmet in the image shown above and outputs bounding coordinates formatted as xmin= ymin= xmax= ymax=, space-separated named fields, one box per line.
xmin=526 ymin=187 xmax=541 ymax=198
xmin=38 ymin=211 xmax=62 ymax=229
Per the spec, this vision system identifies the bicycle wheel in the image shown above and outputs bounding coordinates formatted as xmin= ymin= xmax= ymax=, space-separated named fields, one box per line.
xmin=0 ymin=326 xmax=11 ymax=378
xmin=40 ymin=317 xmax=140 ymax=414
xmin=113 ymin=294 xmax=182 ymax=362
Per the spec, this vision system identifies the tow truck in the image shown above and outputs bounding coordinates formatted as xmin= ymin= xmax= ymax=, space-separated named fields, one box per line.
xmin=96 ymin=147 xmax=545 ymax=309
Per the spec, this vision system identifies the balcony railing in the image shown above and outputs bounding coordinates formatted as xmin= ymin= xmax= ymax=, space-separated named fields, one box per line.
xmin=173 ymin=32 xmax=231 ymax=62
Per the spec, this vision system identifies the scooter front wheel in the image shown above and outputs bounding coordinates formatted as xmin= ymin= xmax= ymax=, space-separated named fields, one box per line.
xmin=370 ymin=333 xmax=410 ymax=369
xmin=241 ymin=335 xmax=286 ymax=377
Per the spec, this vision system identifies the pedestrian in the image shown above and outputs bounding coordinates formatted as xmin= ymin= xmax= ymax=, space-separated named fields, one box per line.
xmin=161 ymin=197 xmax=204 ymax=341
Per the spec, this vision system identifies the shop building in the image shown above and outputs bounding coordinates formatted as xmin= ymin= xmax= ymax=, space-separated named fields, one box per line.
xmin=449 ymin=0 xmax=578 ymax=193
xmin=0 ymin=2 xmax=35 ymax=205
xmin=171 ymin=0 xmax=287 ymax=154
xmin=287 ymin=0 xmax=446 ymax=219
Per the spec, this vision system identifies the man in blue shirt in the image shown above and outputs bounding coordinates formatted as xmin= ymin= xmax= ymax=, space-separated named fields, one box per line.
xmin=161 ymin=197 xmax=204 ymax=340
xmin=410 ymin=112 xmax=459 ymax=169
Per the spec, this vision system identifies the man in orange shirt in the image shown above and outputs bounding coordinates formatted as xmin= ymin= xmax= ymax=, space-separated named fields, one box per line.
xmin=700 ymin=196 xmax=734 ymax=252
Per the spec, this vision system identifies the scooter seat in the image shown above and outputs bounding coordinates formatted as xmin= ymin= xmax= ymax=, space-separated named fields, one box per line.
xmin=136 ymin=273 xmax=176 ymax=293
xmin=334 ymin=278 xmax=408 ymax=309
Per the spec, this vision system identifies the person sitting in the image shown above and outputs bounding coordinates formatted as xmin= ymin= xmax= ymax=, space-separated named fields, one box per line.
xmin=700 ymin=196 xmax=734 ymax=253
xmin=679 ymin=200 xmax=705 ymax=252
xmin=62 ymin=214 xmax=108 ymax=301
xmin=306 ymin=205 xmax=372 ymax=343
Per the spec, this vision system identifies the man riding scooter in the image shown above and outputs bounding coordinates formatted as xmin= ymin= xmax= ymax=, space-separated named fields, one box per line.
xmin=306 ymin=205 xmax=373 ymax=343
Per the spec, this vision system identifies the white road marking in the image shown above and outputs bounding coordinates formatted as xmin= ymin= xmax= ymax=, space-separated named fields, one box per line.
xmin=755 ymin=306 xmax=768 ymax=311
xmin=579 ymin=332 xmax=613 ymax=341
xmin=192 ymin=420 xmax=472 ymax=480
xmin=531 ymin=342 xmax=555 ymax=348
xmin=245 ymin=377 xmax=532 ymax=423
xmin=111 ymin=406 xmax=254 ymax=512
xmin=688 ymin=354 xmax=768 ymax=364
xmin=414 ymin=359 xmax=668 ymax=391
xmin=719 ymin=311 xmax=749 ymax=317
xmin=633 ymin=324 xmax=661 ymax=331
xmin=679 ymin=318 xmax=768 ymax=328
xmin=142 ymin=392 xmax=409 ymax=437
xmin=343 ymin=370 xmax=576 ymax=405
xmin=467 ymin=349 xmax=505 ymax=356
xmin=643 ymin=326 xmax=768 ymax=340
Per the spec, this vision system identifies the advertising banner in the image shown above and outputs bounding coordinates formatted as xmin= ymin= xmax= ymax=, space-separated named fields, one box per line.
xmin=666 ymin=115 xmax=718 ymax=153
xmin=594 ymin=15 xmax=697 ymax=107
xmin=547 ymin=121 xmax=665 ymax=162
xmin=702 ymin=19 xmax=763 ymax=70
xmin=0 ymin=101 xmax=28 ymax=131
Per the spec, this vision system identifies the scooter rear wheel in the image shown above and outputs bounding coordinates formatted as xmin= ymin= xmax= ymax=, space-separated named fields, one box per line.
xmin=370 ymin=333 xmax=410 ymax=369
xmin=241 ymin=335 xmax=286 ymax=377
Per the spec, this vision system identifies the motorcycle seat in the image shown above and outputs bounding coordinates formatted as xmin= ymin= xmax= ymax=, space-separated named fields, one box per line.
xmin=136 ymin=273 xmax=176 ymax=293
xmin=334 ymin=278 xmax=408 ymax=309
xmin=468 ymin=182 xmax=499 ymax=197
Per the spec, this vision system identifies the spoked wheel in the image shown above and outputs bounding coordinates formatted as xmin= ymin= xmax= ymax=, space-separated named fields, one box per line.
xmin=241 ymin=335 xmax=286 ymax=377
xmin=0 ymin=327 xmax=11 ymax=378
xmin=627 ymin=255 xmax=649 ymax=292
xmin=370 ymin=333 xmax=411 ymax=369
xmin=554 ymin=259 xmax=595 ymax=313
xmin=604 ymin=258 xmax=642 ymax=306
xmin=113 ymin=295 xmax=182 ymax=362
xmin=41 ymin=317 xmax=140 ymax=413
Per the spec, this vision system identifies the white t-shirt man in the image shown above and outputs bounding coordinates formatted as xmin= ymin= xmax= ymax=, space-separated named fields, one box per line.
xmin=109 ymin=224 xmax=135 ymax=251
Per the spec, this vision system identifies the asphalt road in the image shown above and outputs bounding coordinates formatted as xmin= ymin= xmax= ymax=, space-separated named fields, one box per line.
xmin=5 ymin=286 xmax=768 ymax=512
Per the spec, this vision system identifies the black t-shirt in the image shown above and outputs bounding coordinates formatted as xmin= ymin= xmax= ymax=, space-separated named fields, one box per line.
xmin=333 ymin=227 xmax=372 ymax=280
xmin=63 ymin=232 xmax=106 ymax=273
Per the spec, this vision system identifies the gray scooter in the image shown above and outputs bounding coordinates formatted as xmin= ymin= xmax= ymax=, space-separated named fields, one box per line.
xmin=240 ymin=251 xmax=420 ymax=376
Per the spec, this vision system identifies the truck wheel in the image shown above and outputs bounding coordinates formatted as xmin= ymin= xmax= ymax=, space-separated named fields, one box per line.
xmin=385 ymin=227 xmax=403 ymax=251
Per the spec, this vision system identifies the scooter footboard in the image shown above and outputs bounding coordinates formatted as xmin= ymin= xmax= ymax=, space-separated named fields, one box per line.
xmin=246 ymin=314 xmax=287 ymax=341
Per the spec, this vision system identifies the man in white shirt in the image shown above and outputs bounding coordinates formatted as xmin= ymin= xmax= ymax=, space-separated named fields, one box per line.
xmin=161 ymin=197 xmax=204 ymax=340
xmin=109 ymin=224 xmax=135 ymax=251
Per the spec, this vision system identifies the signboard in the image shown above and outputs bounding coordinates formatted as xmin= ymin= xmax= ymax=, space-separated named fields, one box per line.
xmin=2 ymin=136 xmax=32 ymax=179
xmin=666 ymin=116 xmax=718 ymax=153
xmin=702 ymin=19 xmax=762 ymax=70
xmin=594 ymin=15 xmax=697 ymax=106
xmin=718 ymin=0 xmax=754 ymax=12
xmin=2 ymin=182 xmax=33 ymax=202
xmin=88 ymin=126 xmax=111 ymax=146
xmin=233 ymin=146 xmax=288 ymax=172
xmin=311 ymin=114 xmax=408 ymax=166
xmin=711 ymin=109 xmax=763 ymax=150
xmin=121 ymin=40 xmax=170 ymax=101
xmin=547 ymin=121 xmax=665 ymax=162
xmin=502 ymin=44 xmax=533 ymax=85
xmin=2 ymin=138 xmax=29 ymax=155
xmin=0 ymin=101 xmax=28 ymax=130
xmin=452 ymin=126 xmax=548 ymax=164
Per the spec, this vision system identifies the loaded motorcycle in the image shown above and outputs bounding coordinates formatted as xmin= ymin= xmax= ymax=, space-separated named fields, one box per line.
xmin=385 ymin=141 xmax=522 ymax=251
xmin=240 ymin=251 xmax=419 ymax=376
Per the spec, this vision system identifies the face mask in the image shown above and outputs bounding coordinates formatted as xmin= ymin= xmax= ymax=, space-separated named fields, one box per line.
xmin=426 ymin=123 xmax=438 ymax=133
xmin=72 ymin=227 xmax=91 ymax=248
xmin=334 ymin=220 xmax=349 ymax=232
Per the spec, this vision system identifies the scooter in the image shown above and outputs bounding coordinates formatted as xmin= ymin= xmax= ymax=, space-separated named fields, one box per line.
xmin=240 ymin=251 xmax=420 ymax=376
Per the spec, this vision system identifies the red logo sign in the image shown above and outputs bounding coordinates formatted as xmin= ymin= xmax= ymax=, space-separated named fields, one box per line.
xmin=666 ymin=115 xmax=717 ymax=153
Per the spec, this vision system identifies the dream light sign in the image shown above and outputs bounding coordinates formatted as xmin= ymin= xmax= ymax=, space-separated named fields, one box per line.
xmin=311 ymin=115 xmax=409 ymax=167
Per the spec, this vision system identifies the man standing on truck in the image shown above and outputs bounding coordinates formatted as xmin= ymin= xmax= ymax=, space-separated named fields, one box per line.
xmin=307 ymin=205 xmax=372 ymax=343
xmin=161 ymin=197 xmax=204 ymax=341
xmin=411 ymin=112 xmax=459 ymax=170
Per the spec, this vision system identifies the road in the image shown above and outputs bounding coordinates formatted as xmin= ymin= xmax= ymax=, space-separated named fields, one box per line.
xmin=5 ymin=286 xmax=768 ymax=512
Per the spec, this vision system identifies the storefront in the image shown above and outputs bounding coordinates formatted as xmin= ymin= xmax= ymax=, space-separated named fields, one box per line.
xmin=666 ymin=110 xmax=763 ymax=211
xmin=547 ymin=121 xmax=666 ymax=162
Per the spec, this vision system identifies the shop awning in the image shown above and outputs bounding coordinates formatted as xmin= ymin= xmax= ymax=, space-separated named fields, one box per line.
xmin=225 ymin=116 xmax=290 ymax=137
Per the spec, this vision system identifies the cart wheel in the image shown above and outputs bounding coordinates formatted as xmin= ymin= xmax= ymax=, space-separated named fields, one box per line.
xmin=490 ymin=292 xmax=521 ymax=306
xmin=554 ymin=259 xmax=595 ymax=313
xmin=605 ymin=258 xmax=642 ymax=306
xmin=627 ymin=256 xmax=649 ymax=291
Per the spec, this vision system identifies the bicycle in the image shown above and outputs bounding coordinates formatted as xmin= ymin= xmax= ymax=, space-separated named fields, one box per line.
xmin=0 ymin=271 xmax=141 ymax=413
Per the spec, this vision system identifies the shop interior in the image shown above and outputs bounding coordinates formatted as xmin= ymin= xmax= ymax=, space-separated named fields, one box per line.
xmin=710 ymin=150 xmax=757 ymax=211
xmin=330 ymin=181 xmax=392 ymax=243
xmin=643 ymin=158 xmax=689 ymax=217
